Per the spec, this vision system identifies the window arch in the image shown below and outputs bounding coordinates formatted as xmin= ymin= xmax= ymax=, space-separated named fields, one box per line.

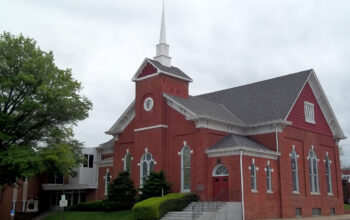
xmin=181 ymin=146 xmax=191 ymax=191
xmin=308 ymin=148 xmax=319 ymax=193
xmin=124 ymin=153 xmax=132 ymax=174
xmin=212 ymin=164 xmax=229 ymax=177
xmin=290 ymin=147 xmax=299 ymax=192
xmin=249 ymin=160 xmax=257 ymax=191
xmin=325 ymin=153 xmax=332 ymax=194
xmin=140 ymin=152 xmax=155 ymax=186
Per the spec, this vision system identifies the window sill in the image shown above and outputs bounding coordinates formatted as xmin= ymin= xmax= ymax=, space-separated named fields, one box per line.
xmin=310 ymin=192 xmax=321 ymax=195
xmin=251 ymin=189 xmax=258 ymax=193
xmin=328 ymin=193 xmax=334 ymax=196
xmin=181 ymin=189 xmax=191 ymax=193
xmin=267 ymin=190 xmax=274 ymax=194
xmin=292 ymin=191 xmax=300 ymax=194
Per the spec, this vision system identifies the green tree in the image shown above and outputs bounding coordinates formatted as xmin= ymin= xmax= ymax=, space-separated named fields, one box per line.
xmin=140 ymin=171 xmax=171 ymax=200
xmin=0 ymin=32 xmax=92 ymax=185
xmin=107 ymin=171 xmax=137 ymax=210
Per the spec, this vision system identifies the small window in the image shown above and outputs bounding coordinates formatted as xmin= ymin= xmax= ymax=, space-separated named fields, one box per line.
xmin=266 ymin=164 xmax=272 ymax=192
xmin=89 ymin=155 xmax=94 ymax=168
xmin=330 ymin=208 xmax=335 ymax=215
xmin=296 ymin=208 xmax=302 ymax=217
xmin=83 ymin=154 xmax=88 ymax=167
xmin=312 ymin=208 xmax=321 ymax=216
xmin=304 ymin=101 xmax=315 ymax=124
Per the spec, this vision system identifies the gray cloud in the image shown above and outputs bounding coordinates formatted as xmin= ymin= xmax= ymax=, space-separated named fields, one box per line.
xmin=1 ymin=1 xmax=350 ymax=159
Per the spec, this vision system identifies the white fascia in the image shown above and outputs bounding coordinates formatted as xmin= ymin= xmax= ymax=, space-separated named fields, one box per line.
xmin=105 ymin=100 xmax=135 ymax=135
xmin=206 ymin=146 xmax=280 ymax=160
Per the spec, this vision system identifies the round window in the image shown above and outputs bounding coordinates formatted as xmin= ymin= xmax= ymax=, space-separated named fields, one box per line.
xmin=143 ymin=97 xmax=154 ymax=111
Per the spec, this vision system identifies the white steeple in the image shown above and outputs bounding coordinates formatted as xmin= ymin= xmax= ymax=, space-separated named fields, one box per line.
xmin=154 ymin=0 xmax=171 ymax=67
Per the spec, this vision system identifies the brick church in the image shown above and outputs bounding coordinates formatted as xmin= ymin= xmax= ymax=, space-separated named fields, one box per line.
xmin=0 ymin=5 xmax=346 ymax=220
xmin=93 ymin=5 xmax=347 ymax=220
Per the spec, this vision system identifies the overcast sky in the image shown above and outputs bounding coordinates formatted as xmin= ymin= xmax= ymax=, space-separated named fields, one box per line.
xmin=1 ymin=0 xmax=350 ymax=162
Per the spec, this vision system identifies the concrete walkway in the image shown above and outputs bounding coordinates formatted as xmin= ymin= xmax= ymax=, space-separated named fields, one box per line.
xmin=267 ymin=214 xmax=350 ymax=220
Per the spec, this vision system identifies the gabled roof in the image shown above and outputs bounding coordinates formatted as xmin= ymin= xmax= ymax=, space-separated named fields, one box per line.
xmin=164 ymin=69 xmax=345 ymax=139
xmin=132 ymin=58 xmax=192 ymax=82
xmin=96 ymin=138 xmax=114 ymax=150
xmin=197 ymin=70 xmax=311 ymax=125
xmin=164 ymin=94 xmax=244 ymax=125
xmin=105 ymin=101 xmax=135 ymax=135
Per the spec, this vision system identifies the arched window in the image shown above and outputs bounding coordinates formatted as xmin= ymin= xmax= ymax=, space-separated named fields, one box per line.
xmin=250 ymin=160 xmax=257 ymax=191
xmin=266 ymin=163 xmax=272 ymax=192
xmin=290 ymin=147 xmax=299 ymax=192
xmin=212 ymin=164 xmax=229 ymax=176
xmin=181 ymin=146 xmax=191 ymax=191
xmin=124 ymin=153 xmax=132 ymax=174
xmin=325 ymin=153 xmax=332 ymax=194
xmin=308 ymin=148 xmax=319 ymax=193
xmin=140 ymin=152 xmax=155 ymax=186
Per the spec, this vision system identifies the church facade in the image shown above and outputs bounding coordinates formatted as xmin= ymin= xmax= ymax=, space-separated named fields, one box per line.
xmin=95 ymin=7 xmax=346 ymax=220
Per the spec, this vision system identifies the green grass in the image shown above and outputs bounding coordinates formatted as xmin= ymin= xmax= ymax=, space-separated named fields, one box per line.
xmin=344 ymin=203 xmax=350 ymax=210
xmin=43 ymin=210 xmax=132 ymax=220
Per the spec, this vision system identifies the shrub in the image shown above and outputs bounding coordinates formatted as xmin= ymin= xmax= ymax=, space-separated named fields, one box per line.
xmin=108 ymin=171 xmax=137 ymax=210
xmin=132 ymin=193 xmax=198 ymax=220
xmin=140 ymin=171 xmax=171 ymax=201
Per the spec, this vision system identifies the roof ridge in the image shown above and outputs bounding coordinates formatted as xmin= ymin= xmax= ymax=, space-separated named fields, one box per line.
xmin=196 ymin=69 xmax=313 ymax=98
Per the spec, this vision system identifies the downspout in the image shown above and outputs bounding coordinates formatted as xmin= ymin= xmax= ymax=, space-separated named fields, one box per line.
xmin=275 ymin=125 xmax=279 ymax=153
xmin=240 ymin=150 xmax=245 ymax=220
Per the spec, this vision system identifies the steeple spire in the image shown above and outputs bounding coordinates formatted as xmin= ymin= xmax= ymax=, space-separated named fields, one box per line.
xmin=154 ymin=0 xmax=171 ymax=67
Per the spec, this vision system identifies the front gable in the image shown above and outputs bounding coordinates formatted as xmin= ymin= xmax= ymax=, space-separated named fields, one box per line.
xmin=287 ymin=82 xmax=332 ymax=136
xmin=286 ymin=71 xmax=345 ymax=139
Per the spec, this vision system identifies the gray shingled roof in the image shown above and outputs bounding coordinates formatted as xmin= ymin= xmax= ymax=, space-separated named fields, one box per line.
xmin=147 ymin=58 xmax=193 ymax=82
xmin=166 ymin=94 xmax=244 ymax=125
xmin=209 ymin=133 xmax=273 ymax=152
xmin=97 ymin=138 xmax=114 ymax=149
xmin=194 ymin=70 xmax=312 ymax=125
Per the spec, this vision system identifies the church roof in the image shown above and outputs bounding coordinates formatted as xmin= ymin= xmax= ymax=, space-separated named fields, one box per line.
xmin=208 ymin=133 xmax=272 ymax=152
xmin=147 ymin=58 xmax=193 ymax=82
xmin=177 ymin=69 xmax=312 ymax=126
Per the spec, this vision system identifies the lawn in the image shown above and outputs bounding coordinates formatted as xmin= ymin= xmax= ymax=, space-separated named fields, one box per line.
xmin=345 ymin=203 xmax=350 ymax=210
xmin=43 ymin=210 xmax=132 ymax=220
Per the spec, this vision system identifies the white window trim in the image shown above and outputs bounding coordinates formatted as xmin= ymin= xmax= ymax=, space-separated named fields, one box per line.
xmin=264 ymin=161 xmax=273 ymax=193
xmin=249 ymin=159 xmax=258 ymax=192
xmin=122 ymin=149 xmax=133 ymax=173
xmin=307 ymin=146 xmax=320 ymax=194
xmin=324 ymin=152 xmax=333 ymax=195
xmin=289 ymin=145 xmax=300 ymax=193
xmin=178 ymin=142 xmax=193 ymax=192
xmin=138 ymin=149 xmax=156 ymax=187
xmin=104 ymin=168 xmax=111 ymax=196
xmin=304 ymin=101 xmax=315 ymax=124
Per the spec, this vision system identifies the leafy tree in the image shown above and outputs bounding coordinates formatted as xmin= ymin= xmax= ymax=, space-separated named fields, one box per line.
xmin=107 ymin=171 xmax=137 ymax=210
xmin=140 ymin=171 xmax=171 ymax=200
xmin=0 ymin=32 xmax=92 ymax=185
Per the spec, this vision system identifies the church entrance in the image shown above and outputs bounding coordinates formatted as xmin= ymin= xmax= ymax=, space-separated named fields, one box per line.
xmin=212 ymin=164 xmax=229 ymax=201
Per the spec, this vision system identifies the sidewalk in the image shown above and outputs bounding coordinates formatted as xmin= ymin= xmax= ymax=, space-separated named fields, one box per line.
xmin=267 ymin=214 xmax=350 ymax=220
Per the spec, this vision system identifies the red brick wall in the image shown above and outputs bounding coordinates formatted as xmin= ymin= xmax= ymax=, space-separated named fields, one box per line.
xmin=278 ymin=126 xmax=343 ymax=218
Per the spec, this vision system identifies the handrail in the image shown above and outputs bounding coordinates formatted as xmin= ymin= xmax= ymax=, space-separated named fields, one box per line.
xmin=192 ymin=201 xmax=222 ymax=219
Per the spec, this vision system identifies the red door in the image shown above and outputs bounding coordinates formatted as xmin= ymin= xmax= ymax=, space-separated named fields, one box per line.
xmin=212 ymin=176 xmax=229 ymax=201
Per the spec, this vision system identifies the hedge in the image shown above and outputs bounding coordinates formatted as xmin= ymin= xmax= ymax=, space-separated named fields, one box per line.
xmin=132 ymin=193 xmax=198 ymax=220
